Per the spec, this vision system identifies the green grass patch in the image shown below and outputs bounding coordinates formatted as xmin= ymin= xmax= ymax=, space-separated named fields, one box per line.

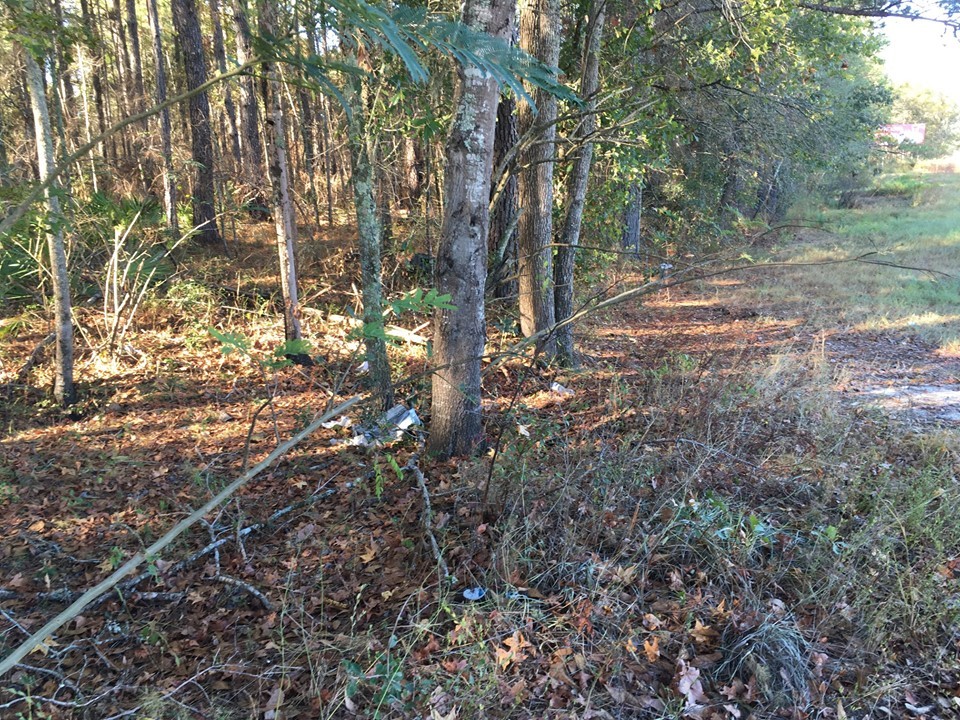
xmin=742 ymin=171 xmax=960 ymax=349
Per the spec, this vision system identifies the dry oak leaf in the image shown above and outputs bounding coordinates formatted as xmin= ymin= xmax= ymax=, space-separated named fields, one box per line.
xmin=360 ymin=543 xmax=377 ymax=564
xmin=691 ymin=619 xmax=719 ymax=645
xmin=495 ymin=631 xmax=532 ymax=670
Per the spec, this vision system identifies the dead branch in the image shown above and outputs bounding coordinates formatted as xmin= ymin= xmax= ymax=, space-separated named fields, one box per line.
xmin=16 ymin=333 xmax=54 ymax=383
xmin=404 ymin=453 xmax=449 ymax=581
xmin=0 ymin=395 xmax=361 ymax=678
xmin=213 ymin=574 xmax=273 ymax=611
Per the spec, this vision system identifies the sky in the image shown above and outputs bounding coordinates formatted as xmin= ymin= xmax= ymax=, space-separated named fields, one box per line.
xmin=879 ymin=12 xmax=960 ymax=105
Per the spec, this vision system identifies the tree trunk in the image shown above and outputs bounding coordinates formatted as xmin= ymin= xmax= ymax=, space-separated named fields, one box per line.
xmin=259 ymin=0 xmax=303 ymax=345
xmin=344 ymin=58 xmax=393 ymax=410
xmin=171 ymin=0 xmax=221 ymax=247
xmin=621 ymin=182 xmax=641 ymax=253
xmin=429 ymin=0 xmax=515 ymax=458
xmin=0 ymin=111 xmax=10 ymax=185
xmin=79 ymin=0 xmax=109 ymax=166
xmin=125 ymin=0 xmax=145 ymax=109
xmin=400 ymin=136 xmax=423 ymax=210
xmin=555 ymin=0 xmax=604 ymax=367
xmin=24 ymin=48 xmax=76 ymax=407
xmin=489 ymin=93 xmax=519 ymax=300
xmin=209 ymin=0 xmax=242 ymax=172
xmin=233 ymin=0 xmax=266 ymax=209
xmin=517 ymin=0 xmax=560 ymax=357
xmin=147 ymin=0 xmax=179 ymax=240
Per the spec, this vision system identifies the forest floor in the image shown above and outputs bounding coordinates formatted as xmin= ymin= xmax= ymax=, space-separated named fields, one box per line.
xmin=0 ymin=173 xmax=958 ymax=719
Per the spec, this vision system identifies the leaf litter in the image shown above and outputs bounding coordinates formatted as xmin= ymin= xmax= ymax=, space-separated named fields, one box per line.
xmin=0 ymin=258 xmax=958 ymax=718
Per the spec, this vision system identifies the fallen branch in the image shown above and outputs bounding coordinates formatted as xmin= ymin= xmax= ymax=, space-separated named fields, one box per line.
xmin=16 ymin=333 xmax=55 ymax=383
xmin=0 ymin=395 xmax=361 ymax=677
xmin=404 ymin=453 xmax=449 ymax=581
xmin=214 ymin=574 xmax=273 ymax=611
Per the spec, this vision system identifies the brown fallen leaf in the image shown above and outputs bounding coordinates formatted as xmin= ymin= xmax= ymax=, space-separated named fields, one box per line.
xmin=691 ymin=618 xmax=719 ymax=645
xmin=644 ymin=636 xmax=660 ymax=662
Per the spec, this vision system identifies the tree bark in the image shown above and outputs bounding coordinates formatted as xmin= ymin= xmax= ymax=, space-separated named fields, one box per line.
xmin=125 ymin=0 xmax=145 ymax=109
xmin=555 ymin=0 xmax=604 ymax=367
xmin=79 ymin=0 xmax=109 ymax=166
xmin=146 ymin=0 xmax=179 ymax=240
xmin=344 ymin=57 xmax=394 ymax=409
xmin=489 ymin=93 xmax=519 ymax=300
xmin=171 ymin=0 xmax=221 ymax=246
xmin=429 ymin=0 xmax=515 ymax=458
xmin=24 ymin=48 xmax=76 ymax=406
xmin=233 ymin=0 xmax=266 ymax=206
xmin=621 ymin=182 xmax=641 ymax=253
xmin=517 ymin=0 xmax=561 ymax=357
xmin=259 ymin=0 xmax=303 ymax=345
xmin=209 ymin=0 xmax=242 ymax=172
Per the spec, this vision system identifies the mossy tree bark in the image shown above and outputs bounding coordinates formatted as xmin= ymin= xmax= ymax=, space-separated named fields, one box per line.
xmin=429 ymin=0 xmax=515 ymax=458
xmin=517 ymin=0 xmax=561 ymax=357
xmin=24 ymin=48 xmax=76 ymax=406
xmin=555 ymin=0 xmax=605 ymax=367
xmin=344 ymin=54 xmax=394 ymax=410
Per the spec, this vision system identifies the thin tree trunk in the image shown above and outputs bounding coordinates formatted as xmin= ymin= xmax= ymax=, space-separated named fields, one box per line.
xmin=146 ymin=0 xmax=180 ymax=239
xmin=489 ymin=93 xmax=519 ymax=300
xmin=233 ymin=0 xmax=266 ymax=209
xmin=0 ymin=112 xmax=10 ymax=185
xmin=259 ymin=0 xmax=303 ymax=346
xmin=621 ymin=181 xmax=641 ymax=253
xmin=319 ymin=94 xmax=334 ymax=224
xmin=429 ymin=0 xmax=515 ymax=458
xmin=209 ymin=0 xmax=242 ymax=172
xmin=77 ymin=48 xmax=99 ymax=192
xmin=344 ymin=57 xmax=393 ymax=409
xmin=79 ymin=0 xmax=109 ymax=165
xmin=555 ymin=0 xmax=604 ymax=367
xmin=171 ymin=0 xmax=221 ymax=247
xmin=401 ymin=135 xmax=423 ymax=210
xmin=126 ymin=0 xmax=145 ymax=110
xmin=24 ymin=48 xmax=76 ymax=406
xmin=517 ymin=0 xmax=560 ymax=357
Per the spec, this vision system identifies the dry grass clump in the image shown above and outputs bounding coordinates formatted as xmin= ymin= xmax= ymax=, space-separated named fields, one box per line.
xmin=718 ymin=614 xmax=812 ymax=708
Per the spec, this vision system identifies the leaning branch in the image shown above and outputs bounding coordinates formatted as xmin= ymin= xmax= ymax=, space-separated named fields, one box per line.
xmin=0 ymin=395 xmax=361 ymax=678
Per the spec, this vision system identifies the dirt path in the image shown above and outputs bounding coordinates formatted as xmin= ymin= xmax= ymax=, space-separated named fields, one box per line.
xmin=824 ymin=330 xmax=960 ymax=427
xmin=629 ymin=284 xmax=960 ymax=429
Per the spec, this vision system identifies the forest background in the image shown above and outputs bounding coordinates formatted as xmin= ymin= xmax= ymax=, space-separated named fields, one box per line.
xmin=1 ymin=0 xmax=960 ymax=717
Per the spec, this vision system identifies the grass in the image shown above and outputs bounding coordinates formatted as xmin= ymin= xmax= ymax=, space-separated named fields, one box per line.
xmin=739 ymin=171 xmax=960 ymax=350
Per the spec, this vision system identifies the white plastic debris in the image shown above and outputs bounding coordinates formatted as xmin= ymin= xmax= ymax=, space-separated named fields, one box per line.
xmin=356 ymin=360 xmax=369 ymax=374
xmin=328 ymin=404 xmax=422 ymax=447
xmin=550 ymin=382 xmax=575 ymax=396
xmin=321 ymin=415 xmax=353 ymax=430
xmin=517 ymin=424 xmax=531 ymax=438
xmin=462 ymin=587 xmax=486 ymax=602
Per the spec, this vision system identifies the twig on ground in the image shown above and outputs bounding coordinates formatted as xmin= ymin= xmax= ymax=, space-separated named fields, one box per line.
xmin=213 ymin=575 xmax=272 ymax=611
xmin=404 ymin=452 xmax=449 ymax=581
xmin=0 ymin=608 xmax=31 ymax=638
xmin=15 ymin=333 xmax=54 ymax=383
xmin=0 ymin=395 xmax=360 ymax=677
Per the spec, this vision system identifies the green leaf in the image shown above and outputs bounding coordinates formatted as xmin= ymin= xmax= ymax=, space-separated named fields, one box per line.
xmin=209 ymin=328 xmax=250 ymax=356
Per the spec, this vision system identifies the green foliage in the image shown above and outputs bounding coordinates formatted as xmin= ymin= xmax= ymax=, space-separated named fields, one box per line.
xmin=271 ymin=0 xmax=578 ymax=114
xmin=891 ymin=84 xmax=960 ymax=160
xmin=388 ymin=287 xmax=454 ymax=315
